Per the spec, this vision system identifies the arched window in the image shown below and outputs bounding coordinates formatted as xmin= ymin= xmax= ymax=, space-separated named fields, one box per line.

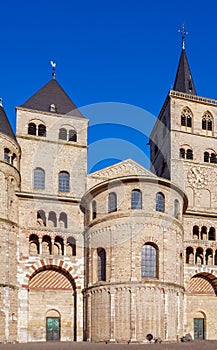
xmin=201 ymin=226 xmax=207 ymax=240
xmin=108 ymin=192 xmax=117 ymax=213
xmin=193 ymin=225 xmax=199 ymax=239
xmin=4 ymin=148 xmax=10 ymax=163
xmin=131 ymin=189 xmax=142 ymax=209
xmin=38 ymin=124 xmax=46 ymax=137
xmin=92 ymin=200 xmax=97 ymax=220
xmin=69 ymin=129 xmax=77 ymax=142
xmin=202 ymin=113 xmax=213 ymax=131
xmin=34 ymin=168 xmax=45 ymax=190
xmin=156 ymin=192 xmax=165 ymax=212
xmin=186 ymin=149 xmax=193 ymax=160
xmin=141 ymin=243 xmax=157 ymax=278
xmin=204 ymin=152 xmax=209 ymax=162
xmin=208 ymin=227 xmax=215 ymax=241
xmin=181 ymin=108 xmax=192 ymax=128
xmin=174 ymin=199 xmax=180 ymax=219
xmin=186 ymin=247 xmax=194 ymax=264
xmin=54 ymin=236 xmax=64 ymax=255
xmin=97 ymin=248 xmax=106 ymax=281
xmin=205 ymin=248 xmax=213 ymax=265
xmin=37 ymin=210 xmax=46 ymax=226
xmin=67 ymin=236 xmax=76 ymax=256
xmin=28 ymin=123 xmax=36 ymax=135
xmin=58 ymin=171 xmax=69 ymax=192
xmin=210 ymin=153 xmax=217 ymax=163
xmin=59 ymin=212 xmax=67 ymax=228
xmin=48 ymin=211 xmax=57 ymax=227
xmin=59 ymin=128 xmax=67 ymax=140
xmin=42 ymin=235 xmax=52 ymax=255
xmin=29 ymin=234 xmax=39 ymax=255
xmin=195 ymin=247 xmax=204 ymax=265
xmin=179 ymin=148 xmax=185 ymax=159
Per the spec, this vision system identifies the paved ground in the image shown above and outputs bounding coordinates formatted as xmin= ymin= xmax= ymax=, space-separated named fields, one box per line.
xmin=0 ymin=341 xmax=217 ymax=350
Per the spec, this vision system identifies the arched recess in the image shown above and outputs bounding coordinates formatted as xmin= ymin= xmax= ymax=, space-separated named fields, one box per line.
xmin=28 ymin=265 xmax=77 ymax=342
xmin=187 ymin=272 xmax=217 ymax=296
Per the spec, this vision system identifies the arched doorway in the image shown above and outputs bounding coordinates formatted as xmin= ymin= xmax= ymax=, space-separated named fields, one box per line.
xmin=187 ymin=272 xmax=217 ymax=340
xmin=28 ymin=266 xmax=76 ymax=342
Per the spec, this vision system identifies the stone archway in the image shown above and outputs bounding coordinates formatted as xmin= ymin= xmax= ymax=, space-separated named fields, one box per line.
xmin=28 ymin=266 xmax=76 ymax=342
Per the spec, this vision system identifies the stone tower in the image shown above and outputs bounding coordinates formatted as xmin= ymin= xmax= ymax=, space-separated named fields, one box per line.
xmin=15 ymin=74 xmax=88 ymax=342
xmin=150 ymin=36 xmax=217 ymax=339
xmin=0 ymin=102 xmax=21 ymax=341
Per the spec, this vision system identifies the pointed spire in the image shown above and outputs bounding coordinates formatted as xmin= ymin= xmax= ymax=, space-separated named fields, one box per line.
xmin=0 ymin=104 xmax=17 ymax=142
xmin=173 ymin=24 xmax=197 ymax=95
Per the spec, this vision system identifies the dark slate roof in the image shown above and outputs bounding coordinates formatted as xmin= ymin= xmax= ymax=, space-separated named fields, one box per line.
xmin=173 ymin=48 xmax=197 ymax=95
xmin=21 ymin=78 xmax=85 ymax=118
xmin=0 ymin=106 xmax=17 ymax=143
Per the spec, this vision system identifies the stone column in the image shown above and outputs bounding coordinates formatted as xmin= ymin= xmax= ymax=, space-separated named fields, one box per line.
xmin=109 ymin=288 xmax=116 ymax=342
xmin=130 ymin=288 xmax=137 ymax=342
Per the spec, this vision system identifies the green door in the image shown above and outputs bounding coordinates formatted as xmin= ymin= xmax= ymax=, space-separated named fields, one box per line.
xmin=194 ymin=318 xmax=204 ymax=340
xmin=46 ymin=317 xmax=60 ymax=341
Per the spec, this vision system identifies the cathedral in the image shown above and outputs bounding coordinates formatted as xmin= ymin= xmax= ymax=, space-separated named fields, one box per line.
xmin=0 ymin=37 xmax=217 ymax=343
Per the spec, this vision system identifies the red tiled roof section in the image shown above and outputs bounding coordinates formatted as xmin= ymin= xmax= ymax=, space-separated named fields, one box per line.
xmin=21 ymin=79 xmax=85 ymax=118
xmin=29 ymin=269 xmax=73 ymax=290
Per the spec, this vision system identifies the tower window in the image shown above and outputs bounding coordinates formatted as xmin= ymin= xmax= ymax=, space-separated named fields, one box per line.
xmin=4 ymin=148 xmax=10 ymax=163
xmin=186 ymin=149 xmax=193 ymax=160
xmin=59 ymin=128 xmax=67 ymax=140
xmin=92 ymin=200 xmax=97 ymax=220
xmin=179 ymin=148 xmax=185 ymax=159
xmin=38 ymin=124 xmax=46 ymax=137
xmin=58 ymin=171 xmax=70 ymax=192
xmin=181 ymin=108 xmax=192 ymax=128
xmin=69 ymin=129 xmax=77 ymax=142
xmin=28 ymin=123 xmax=36 ymax=135
xmin=202 ymin=113 xmax=213 ymax=131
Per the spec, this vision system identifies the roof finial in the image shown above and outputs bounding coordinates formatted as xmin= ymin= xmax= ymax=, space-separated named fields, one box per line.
xmin=50 ymin=60 xmax=56 ymax=79
xmin=178 ymin=22 xmax=188 ymax=50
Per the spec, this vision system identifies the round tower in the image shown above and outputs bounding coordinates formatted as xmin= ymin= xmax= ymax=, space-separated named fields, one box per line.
xmin=0 ymin=103 xmax=20 ymax=342
xmin=82 ymin=170 xmax=187 ymax=343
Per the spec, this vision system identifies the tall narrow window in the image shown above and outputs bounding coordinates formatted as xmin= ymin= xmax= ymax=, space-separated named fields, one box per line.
xmin=59 ymin=171 xmax=69 ymax=192
xmin=181 ymin=108 xmax=192 ymax=128
xmin=4 ymin=148 xmax=10 ymax=163
xmin=28 ymin=123 xmax=36 ymax=135
xmin=38 ymin=124 xmax=46 ymax=137
xmin=59 ymin=212 xmax=67 ymax=228
xmin=202 ymin=113 xmax=213 ymax=131
xmin=97 ymin=248 xmax=106 ymax=281
xmin=48 ymin=211 xmax=57 ymax=227
xmin=67 ymin=236 xmax=76 ymax=256
xmin=37 ymin=210 xmax=46 ymax=226
xmin=69 ymin=129 xmax=77 ymax=142
xmin=59 ymin=128 xmax=67 ymax=140
xmin=141 ymin=243 xmax=157 ymax=278
xmin=108 ymin=192 xmax=117 ymax=213
xmin=179 ymin=148 xmax=185 ymax=159
xmin=186 ymin=149 xmax=193 ymax=160
xmin=174 ymin=199 xmax=180 ymax=219
xmin=34 ymin=168 xmax=45 ymax=189
xmin=210 ymin=153 xmax=217 ymax=163
xmin=131 ymin=189 xmax=142 ymax=209
xmin=156 ymin=192 xmax=165 ymax=212
xmin=204 ymin=152 xmax=209 ymax=162
xmin=92 ymin=200 xmax=97 ymax=220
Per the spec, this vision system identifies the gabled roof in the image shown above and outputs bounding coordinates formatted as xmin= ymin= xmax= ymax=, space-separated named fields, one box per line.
xmin=173 ymin=48 xmax=197 ymax=95
xmin=21 ymin=78 xmax=84 ymax=118
xmin=0 ymin=106 xmax=17 ymax=143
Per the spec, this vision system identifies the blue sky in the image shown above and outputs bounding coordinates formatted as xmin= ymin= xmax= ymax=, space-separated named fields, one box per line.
xmin=1 ymin=0 xmax=217 ymax=172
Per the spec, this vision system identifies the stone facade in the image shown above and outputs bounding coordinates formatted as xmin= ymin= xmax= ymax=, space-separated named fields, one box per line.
xmin=0 ymin=47 xmax=217 ymax=343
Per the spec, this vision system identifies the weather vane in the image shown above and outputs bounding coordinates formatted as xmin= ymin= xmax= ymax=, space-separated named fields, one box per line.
xmin=178 ymin=23 xmax=188 ymax=49
xmin=50 ymin=60 xmax=56 ymax=79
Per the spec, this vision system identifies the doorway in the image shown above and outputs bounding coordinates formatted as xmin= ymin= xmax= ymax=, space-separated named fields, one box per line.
xmin=46 ymin=317 xmax=60 ymax=341
xmin=194 ymin=318 xmax=204 ymax=339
